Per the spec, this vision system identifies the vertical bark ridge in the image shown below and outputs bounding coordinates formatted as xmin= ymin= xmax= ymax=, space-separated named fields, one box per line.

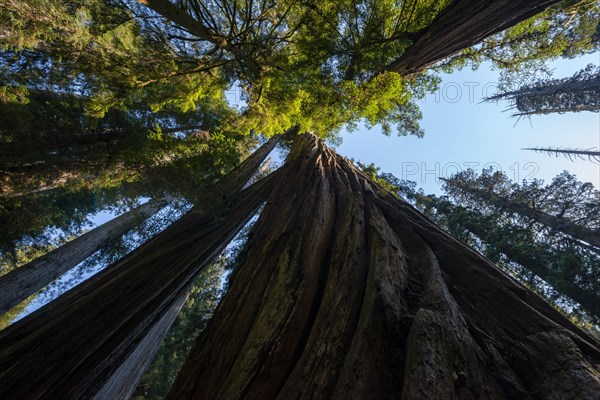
xmin=0 ymin=175 xmax=273 ymax=399
xmin=169 ymin=133 xmax=599 ymax=399
xmin=331 ymin=195 xmax=409 ymax=399
xmin=276 ymin=157 xmax=370 ymax=400
xmin=376 ymin=188 xmax=600 ymax=398
xmin=167 ymin=135 xmax=339 ymax=399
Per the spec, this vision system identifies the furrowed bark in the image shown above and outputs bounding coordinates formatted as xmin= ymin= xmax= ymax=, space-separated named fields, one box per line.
xmin=386 ymin=0 xmax=561 ymax=76
xmin=170 ymin=133 xmax=600 ymax=399
xmin=0 ymin=136 xmax=281 ymax=400
xmin=0 ymin=199 xmax=167 ymax=316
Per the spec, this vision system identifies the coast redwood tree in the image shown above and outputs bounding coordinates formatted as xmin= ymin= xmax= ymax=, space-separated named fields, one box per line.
xmin=385 ymin=0 xmax=562 ymax=75
xmin=169 ymin=134 xmax=600 ymax=399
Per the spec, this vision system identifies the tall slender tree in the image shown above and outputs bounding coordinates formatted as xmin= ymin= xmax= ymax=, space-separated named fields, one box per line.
xmin=417 ymin=194 xmax=599 ymax=319
xmin=0 ymin=198 xmax=168 ymax=316
xmin=2 ymin=1 xmax=598 ymax=398
xmin=442 ymin=170 xmax=600 ymax=249
xmin=524 ymin=146 xmax=600 ymax=162
xmin=358 ymin=163 xmax=600 ymax=322
xmin=132 ymin=254 xmax=227 ymax=399
xmin=385 ymin=0 xmax=562 ymax=75
xmin=486 ymin=64 xmax=600 ymax=116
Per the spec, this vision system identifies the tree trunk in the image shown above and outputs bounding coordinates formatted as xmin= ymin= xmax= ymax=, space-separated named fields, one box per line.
xmin=489 ymin=76 xmax=600 ymax=101
xmin=92 ymin=285 xmax=190 ymax=400
xmin=138 ymin=0 xmax=229 ymax=48
xmin=523 ymin=147 xmax=600 ymax=163
xmin=169 ymin=134 xmax=600 ymax=399
xmin=513 ymin=103 xmax=600 ymax=116
xmin=0 ymin=136 xmax=281 ymax=399
xmin=0 ymin=198 xmax=167 ymax=316
xmin=386 ymin=0 xmax=561 ymax=76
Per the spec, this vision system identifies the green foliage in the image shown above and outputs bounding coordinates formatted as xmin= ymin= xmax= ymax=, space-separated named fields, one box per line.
xmin=441 ymin=168 xmax=600 ymax=321
xmin=0 ymin=186 xmax=141 ymax=264
xmin=4 ymin=0 xmax=593 ymax=140
xmin=1 ymin=0 xmax=229 ymax=116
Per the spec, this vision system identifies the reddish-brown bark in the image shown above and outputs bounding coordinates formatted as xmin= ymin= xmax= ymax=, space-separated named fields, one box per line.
xmin=169 ymin=134 xmax=600 ymax=399
xmin=386 ymin=0 xmax=562 ymax=76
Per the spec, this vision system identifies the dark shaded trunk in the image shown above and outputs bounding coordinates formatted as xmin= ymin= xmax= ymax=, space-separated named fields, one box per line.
xmin=0 ymin=198 xmax=167 ymax=317
xmin=92 ymin=286 xmax=190 ymax=400
xmin=170 ymin=134 xmax=600 ymax=399
xmin=0 ymin=136 xmax=281 ymax=399
xmin=386 ymin=0 xmax=561 ymax=75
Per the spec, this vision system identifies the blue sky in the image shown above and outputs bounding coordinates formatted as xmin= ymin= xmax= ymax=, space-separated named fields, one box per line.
xmin=335 ymin=52 xmax=600 ymax=194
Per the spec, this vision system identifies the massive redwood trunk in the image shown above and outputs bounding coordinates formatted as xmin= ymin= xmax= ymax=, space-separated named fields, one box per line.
xmin=169 ymin=134 xmax=600 ymax=399
xmin=0 ymin=198 xmax=167 ymax=316
xmin=386 ymin=0 xmax=561 ymax=76
xmin=0 ymin=136 xmax=281 ymax=399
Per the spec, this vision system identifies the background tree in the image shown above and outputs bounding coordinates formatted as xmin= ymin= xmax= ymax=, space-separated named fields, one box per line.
xmin=442 ymin=169 xmax=600 ymax=249
xmin=485 ymin=64 xmax=600 ymax=116
xmin=1 ymin=0 xmax=599 ymax=397
xmin=0 ymin=197 xmax=168 ymax=316
xmin=0 ymin=136 xmax=279 ymax=399
xmin=524 ymin=146 xmax=600 ymax=162
xmin=359 ymin=163 xmax=600 ymax=325
xmin=442 ymin=0 xmax=599 ymax=76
